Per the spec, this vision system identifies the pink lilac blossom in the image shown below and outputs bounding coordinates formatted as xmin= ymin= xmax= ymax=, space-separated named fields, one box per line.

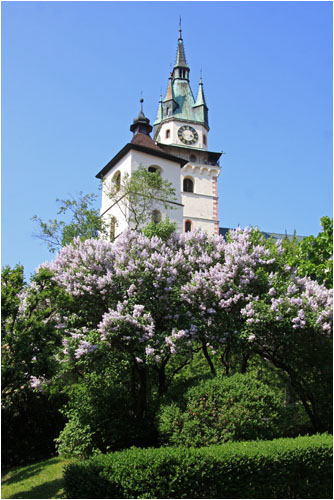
xmin=30 ymin=375 xmax=47 ymax=391
xmin=29 ymin=228 xmax=332 ymax=372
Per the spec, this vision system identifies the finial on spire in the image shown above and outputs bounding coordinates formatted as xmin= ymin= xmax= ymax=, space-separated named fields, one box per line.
xmin=130 ymin=96 xmax=152 ymax=136
xmin=179 ymin=16 xmax=182 ymax=40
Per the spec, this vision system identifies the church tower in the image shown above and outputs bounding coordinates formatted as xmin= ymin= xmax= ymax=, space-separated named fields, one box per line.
xmin=96 ymin=22 xmax=221 ymax=239
xmin=96 ymin=99 xmax=187 ymax=238
xmin=153 ymin=21 xmax=222 ymax=235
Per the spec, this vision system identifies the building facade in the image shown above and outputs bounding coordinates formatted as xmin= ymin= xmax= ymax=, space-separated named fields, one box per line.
xmin=96 ymin=24 xmax=222 ymax=238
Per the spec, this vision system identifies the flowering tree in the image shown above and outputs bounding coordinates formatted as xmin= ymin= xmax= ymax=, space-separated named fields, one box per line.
xmin=19 ymin=226 xmax=332 ymax=432
xmin=180 ymin=227 xmax=281 ymax=375
xmin=1 ymin=265 xmax=67 ymax=465
xmin=240 ymin=269 xmax=333 ymax=431
xmin=181 ymin=228 xmax=332 ymax=431
xmin=2 ymin=265 xmax=64 ymax=402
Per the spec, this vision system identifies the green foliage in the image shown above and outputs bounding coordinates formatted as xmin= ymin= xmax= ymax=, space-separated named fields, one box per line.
xmin=56 ymin=414 xmax=99 ymax=460
xmin=288 ymin=216 xmax=333 ymax=287
xmin=32 ymin=192 xmax=106 ymax=253
xmin=103 ymin=166 xmax=177 ymax=230
xmin=1 ymin=265 xmax=68 ymax=466
xmin=55 ymin=361 xmax=157 ymax=459
xmin=2 ymin=266 xmax=64 ymax=405
xmin=63 ymin=434 xmax=333 ymax=499
xmin=157 ymin=373 xmax=285 ymax=446
xmin=142 ymin=216 xmax=177 ymax=240
xmin=1 ymin=264 xmax=25 ymax=325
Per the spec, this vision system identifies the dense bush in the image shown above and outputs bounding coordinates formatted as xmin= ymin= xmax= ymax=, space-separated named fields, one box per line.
xmin=56 ymin=371 xmax=157 ymax=459
xmin=63 ymin=433 xmax=333 ymax=499
xmin=157 ymin=373 xmax=285 ymax=446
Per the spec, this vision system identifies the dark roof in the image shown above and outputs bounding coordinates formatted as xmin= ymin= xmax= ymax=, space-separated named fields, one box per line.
xmin=131 ymin=132 xmax=164 ymax=151
xmin=96 ymin=135 xmax=188 ymax=179
xmin=219 ymin=227 xmax=306 ymax=242
xmin=156 ymin=143 xmax=222 ymax=166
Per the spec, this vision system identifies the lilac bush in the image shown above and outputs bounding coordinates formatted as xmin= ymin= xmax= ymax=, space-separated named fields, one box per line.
xmin=27 ymin=227 xmax=332 ymax=429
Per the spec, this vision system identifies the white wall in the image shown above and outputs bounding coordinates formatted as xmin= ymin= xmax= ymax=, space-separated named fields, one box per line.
xmin=157 ymin=120 xmax=208 ymax=150
xmin=100 ymin=149 xmax=184 ymax=238
xmin=181 ymin=163 xmax=220 ymax=236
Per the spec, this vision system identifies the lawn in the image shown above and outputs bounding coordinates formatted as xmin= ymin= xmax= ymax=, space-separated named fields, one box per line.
xmin=1 ymin=457 xmax=74 ymax=499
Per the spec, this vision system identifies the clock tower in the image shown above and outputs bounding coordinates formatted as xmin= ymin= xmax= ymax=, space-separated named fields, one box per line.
xmin=153 ymin=21 xmax=222 ymax=235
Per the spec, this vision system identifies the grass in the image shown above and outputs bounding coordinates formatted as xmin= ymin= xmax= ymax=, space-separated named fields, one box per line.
xmin=1 ymin=457 xmax=75 ymax=499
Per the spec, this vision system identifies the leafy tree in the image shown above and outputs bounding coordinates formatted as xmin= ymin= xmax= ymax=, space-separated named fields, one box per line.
xmin=28 ymin=227 xmax=332 ymax=436
xmin=103 ymin=166 xmax=177 ymax=231
xmin=32 ymin=192 xmax=107 ymax=253
xmin=288 ymin=216 xmax=333 ymax=287
xmin=1 ymin=265 xmax=67 ymax=465
xmin=1 ymin=265 xmax=67 ymax=405
xmin=142 ymin=216 xmax=177 ymax=241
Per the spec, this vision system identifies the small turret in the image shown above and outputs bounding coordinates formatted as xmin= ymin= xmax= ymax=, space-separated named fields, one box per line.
xmin=193 ymin=76 xmax=209 ymax=126
xmin=163 ymin=73 xmax=179 ymax=118
xmin=130 ymin=98 xmax=153 ymax=136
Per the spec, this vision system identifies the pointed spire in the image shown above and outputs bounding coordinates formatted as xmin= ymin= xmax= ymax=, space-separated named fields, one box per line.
xmin=193 ymin=74 xmax=209 ymax=126
xmin=163 ymin=72 xmax=174 ymax=102
xmin=175 ymin=17 xmax=188 ymax=68
xmin=155 ymin=93 xmax=163 ymax=122
xmin=195 ymin=75 xmax=207 ymax=107
xmin=172 ymin=18 xmax=189 ymax=81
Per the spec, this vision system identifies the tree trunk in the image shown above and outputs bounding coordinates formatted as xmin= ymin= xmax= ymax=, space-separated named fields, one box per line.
xmin=157 ymin=365 xmax=166 ymax=397
xmin=268 ymin=354 xmax=323 ymax=432
xmin=202 ymin=341 xmax=216 ymax=376
xmin=240 ymin=353 xmax=250 ymax=374
xmin=134 ymin=364 xmax=147 ymax=420
xmin=221 ymin=344 xmax=231 ymax=376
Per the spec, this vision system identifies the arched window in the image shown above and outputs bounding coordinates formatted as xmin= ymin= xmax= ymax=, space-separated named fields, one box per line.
xmin=148 ymin=165 xmax=161 ymax=175
xmin=152 ymin=210 xmax=162 ymax=224
xmin=165 ymin=129 xmax=171 ymax=139
xmin=185 ymin=220 xmax=192 ymax=233
xmin=183 ymin=177 xmax=194 ymax=193
xmin=203 ymin=135 xmax=207 ymax=146
xmin=113 ymin=171 xmax=121 ymax=192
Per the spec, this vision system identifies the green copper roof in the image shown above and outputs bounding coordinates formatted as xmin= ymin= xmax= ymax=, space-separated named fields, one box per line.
xmin=174 ymin=28 xmax=189 ymax=69
xmin=163 ymin=74 xmax=175 ymax=102
xmin=194 ymin=77 xmax=207 ymax=108
xmin=154 ymin=27 xmax=209 ymax=129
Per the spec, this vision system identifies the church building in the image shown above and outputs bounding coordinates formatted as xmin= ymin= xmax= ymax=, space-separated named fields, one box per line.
xmin=96 ymin=23 xmax=222 ymax=238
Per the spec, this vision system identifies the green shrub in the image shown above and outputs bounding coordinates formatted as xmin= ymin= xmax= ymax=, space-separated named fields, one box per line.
xmin=63 ymin=434 xmax=333 ymax=499
xmin=157 ymin=373 xmax=285 ymax=446
xmin=56 ymin=372 xmax=157 ymax=459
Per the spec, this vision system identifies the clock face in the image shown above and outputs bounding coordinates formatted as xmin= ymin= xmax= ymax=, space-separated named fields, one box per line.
xmin=178 ymin=125 xmax=199 ymax=145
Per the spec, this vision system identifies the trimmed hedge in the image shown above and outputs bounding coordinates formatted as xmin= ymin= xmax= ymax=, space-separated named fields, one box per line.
xmin=157 ymin=373 xmax=285 ymax=446
xmin=63 ymin=433 xmax=333 ymax=499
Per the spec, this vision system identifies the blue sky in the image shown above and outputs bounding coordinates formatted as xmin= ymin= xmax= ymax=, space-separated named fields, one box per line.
xmin=2 ymin=1 xmax=333 ymax=279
